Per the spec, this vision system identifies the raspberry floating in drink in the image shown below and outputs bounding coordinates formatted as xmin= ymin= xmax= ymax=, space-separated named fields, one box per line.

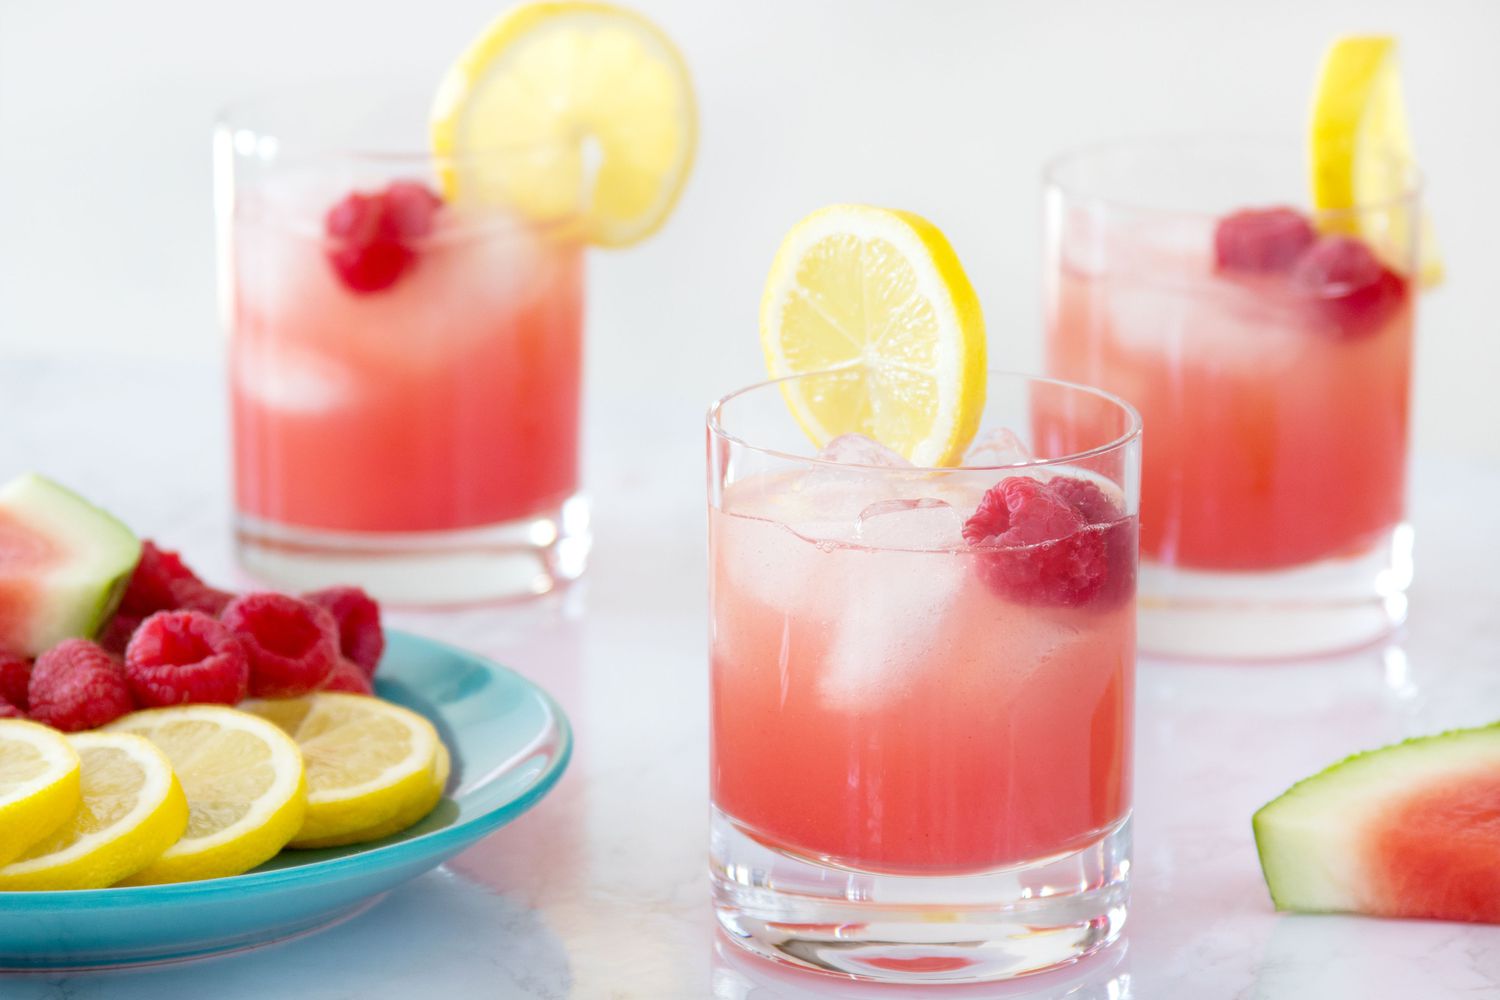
xmin=323 ymin=181 xmax=443 ymax=294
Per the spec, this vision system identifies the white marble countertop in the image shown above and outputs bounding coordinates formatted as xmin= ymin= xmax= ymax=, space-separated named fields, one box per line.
xmin=3 ymin=359 xmax=1500 ymax=999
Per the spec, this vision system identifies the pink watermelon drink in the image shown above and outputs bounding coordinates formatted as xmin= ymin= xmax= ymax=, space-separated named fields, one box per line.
xmin=711 ymin=481 xmax=1135 ymax=873
xmin=217 ymin=95 xmax=588 ymax=603
xmin=1047 ymin=207 xmax=1412 ymax=571
xmin=708 ymin=370 xmax=1141 ymax=979
xmin=1043 ymin=137 xmax=1421 ymax=658
xmin=229 ymin=189 xmax=583 ymax=534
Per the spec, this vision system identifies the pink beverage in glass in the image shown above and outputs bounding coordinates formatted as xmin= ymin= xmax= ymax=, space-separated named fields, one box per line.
xmin=708 ymin=371 xmax=1140 ymax=982
xmin=711 ymin=485 xmax=1134 ymax=873
xmin=230 ymin=202 xmax=583 ymax=533
xmin=217 ymin=91 xmax=590 ymax=602
xmin=1043 ymin=138 xmax=1420 ymax=658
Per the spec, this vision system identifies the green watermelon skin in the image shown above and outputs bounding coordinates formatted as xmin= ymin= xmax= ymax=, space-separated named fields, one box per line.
xmin=0 ymin=474 xmax=141 ymax=657
xmin=1254 ymin=724 xmax=1500 ymax=923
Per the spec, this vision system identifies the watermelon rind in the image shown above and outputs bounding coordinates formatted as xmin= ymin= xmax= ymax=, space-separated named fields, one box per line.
xmin=0 ymin=473 xmax=141 ymax=656
xmin=1253 ymin=723 xmax=1500 ymax=914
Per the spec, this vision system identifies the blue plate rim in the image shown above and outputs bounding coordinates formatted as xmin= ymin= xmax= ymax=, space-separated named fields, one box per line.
xmin=0 ymin=628 xmax=572 ymax=907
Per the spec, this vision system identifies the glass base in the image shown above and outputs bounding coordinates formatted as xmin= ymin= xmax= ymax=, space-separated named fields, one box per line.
xmin=234 ymin=495 xmax=590 ymax=605
xmin=710 ymin=807 xmax=1129 ymax=984
xmin=1139 ymin=523 xmax=1412 ymax=661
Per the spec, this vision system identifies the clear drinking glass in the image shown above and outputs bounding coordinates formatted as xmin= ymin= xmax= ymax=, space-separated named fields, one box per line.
xmin=1045 ymin=136 xmax=1419 ymax=659
xmin=216 ymin=85 xmax=589 ymax=604
xmin=707 ymin=369 xmax=1141 ymax=983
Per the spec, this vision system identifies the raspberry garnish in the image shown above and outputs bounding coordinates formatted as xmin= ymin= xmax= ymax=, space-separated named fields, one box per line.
xmin=119 ymin=540 xmax=234 ymax=617
xmin=1290 ymin=236 xmax=1408 ymax=337
xmin=1214 ymin=207 xmax=1317 ymax=274
xmin=0 ymin=652 xmax=31 ymax=711
xmin=304 ymin=586 xmax=384 ymax=677
xmin=1050 ymin=476 xmax=1122 ymax=526
xmin=321 ymin=657 xmax=375 ymax=696
xmin=0 ymin=696 xmax=22 ymax=719
xmin=324 ymin=181 xmax=443 ymax=294
xmin=98 ymin=612 xmax=144 ymax=656
xmin=221 ymin=593 xmax=340 ymax=698
xmin=124 ymin=611 xmax=251 ymax=708
xmin=963 ymin=475 xmax=1135 ymax=609
xmin=119 ymin=541 xmax=199 ymax=616
xmin=28 ymin=640 xmax=135 ymax=732
xmin=173 ymin=582 xmax=234 ymax=616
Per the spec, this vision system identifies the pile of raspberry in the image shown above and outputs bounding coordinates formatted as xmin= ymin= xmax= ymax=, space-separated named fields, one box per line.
xmin=0 ymin=541 xmax=385 ymax=732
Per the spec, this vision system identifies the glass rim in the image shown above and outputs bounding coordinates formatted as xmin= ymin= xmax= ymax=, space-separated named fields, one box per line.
xmin=707 ymin=368 xmax=1143 ymax=474
xmin=214 ymin=81 xmax=586 ymax=243
xmin=1042 ymin=132 xmax=1425 ymax=220
xmin=214 ymin=82 xmax=568 ymax=164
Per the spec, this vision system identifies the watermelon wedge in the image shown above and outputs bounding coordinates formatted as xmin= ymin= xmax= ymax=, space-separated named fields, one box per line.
xmin=1254 ymin=724 xmax=1500 ymax=924
xmin=0 ymin=474 xmax=140 ymax=657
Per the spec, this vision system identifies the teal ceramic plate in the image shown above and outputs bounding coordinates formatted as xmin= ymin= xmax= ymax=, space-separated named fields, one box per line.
xmin=0 ymin=630 xmax=571 ymax=970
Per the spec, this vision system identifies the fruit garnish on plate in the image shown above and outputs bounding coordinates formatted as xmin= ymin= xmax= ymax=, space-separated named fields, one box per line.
xmin=0 ymin=473 xmax=457 ymax=886
xmin=759 ymin=204 xmax=987 ymax=466
xmin=430 ymin=0 xmax=697 ymax=247
xmin=1309 ymin=35 xmax=1441 ymax=286
xmin=242 ymin=693 xmax=444 ymax=849
xmin=123 ymin=611 xmax=251 ymax=708
xmin=0 ymin=720 xmax=81 ymax=868
xmin=0 ymin=732 xmax=187 ymax=891
xmin=1254 ymin=723 xmax=1500 ymax=923
xmin=28 ymin=639 xmax=134 ymax=733
xmin=0 ymin=474 xmax=139 ymax=659
xmin=106 ymin=705 xmax=308 ymax=885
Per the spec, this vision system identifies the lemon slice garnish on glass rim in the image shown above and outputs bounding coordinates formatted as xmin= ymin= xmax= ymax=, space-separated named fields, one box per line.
xmin=1309 ymin=34 xmax=1442 ymax=286
xmin=430 ymin=0 xmax=697 ymax=247
xmin=759 ymin=204 xmax=987 ymax=467
xmin=0 ymin=732 xmax=188 ymax=891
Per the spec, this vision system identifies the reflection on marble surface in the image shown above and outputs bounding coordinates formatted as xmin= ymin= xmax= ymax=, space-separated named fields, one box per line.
xmin=711 ymin=934 xmax=1132 ymax=999
xmin=0 ymin=870 xmax=570 ymax=1000
xmin=4 ymin=362 xmax=1500 ymax=998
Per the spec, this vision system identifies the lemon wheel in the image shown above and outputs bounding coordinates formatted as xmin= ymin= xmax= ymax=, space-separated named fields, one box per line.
xmin=759 ymin=204 xmax=987 ymax=466
xmin=1309 ymin=35 xmax=1441 ymax=286
xmin=242 ymin=693 xmax=443 ymax=849
xmin=0 ymin=720 xmax=81 ymax=868
xmin=0 ymin=732 xmax=187 ymax=891
xmin=431 ymin=1 xmax=696 ymax=247
xmin=106 ymin=706 xmax=307 ymax=885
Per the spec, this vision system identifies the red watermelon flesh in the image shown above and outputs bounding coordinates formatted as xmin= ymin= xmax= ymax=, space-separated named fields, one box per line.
xmin=1365 ymin=771 xmax=1500 ymax=923
xmin=0 ymin=507 xmax=56 ymax=653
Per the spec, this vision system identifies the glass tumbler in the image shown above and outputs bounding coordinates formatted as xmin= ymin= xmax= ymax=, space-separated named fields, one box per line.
xmin=708 ymin=369 xmax=1141 ymax=983
xmin=1045 ymin=136 xmax=1419 ymax=659
xmin=216 ymin=86 xmax=588 ymax=603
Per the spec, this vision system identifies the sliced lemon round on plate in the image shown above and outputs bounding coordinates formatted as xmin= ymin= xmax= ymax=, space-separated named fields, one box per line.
xmin=1309 ymin=34 xmax=1441 ymax=286
xmin=106 ymin=706 xmax=307 ymax=885
xmin=430 ymin=0 xmax=696 ymax=247
xmin=241 ymin=693 xmax=442 ymax=849
xmin=0 ymin=732 xmax=187 ymax=890
xmin=0 ymin=720 xmax=81 ymax=868
xmin=291 ymin=741 xmax=451 ymax=850
xmin=759 ymin=204 xmax=987 ymax=466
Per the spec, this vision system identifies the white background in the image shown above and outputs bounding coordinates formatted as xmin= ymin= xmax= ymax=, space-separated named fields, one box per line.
xmin=2 ymin=0 xmax=1497 ymax=460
